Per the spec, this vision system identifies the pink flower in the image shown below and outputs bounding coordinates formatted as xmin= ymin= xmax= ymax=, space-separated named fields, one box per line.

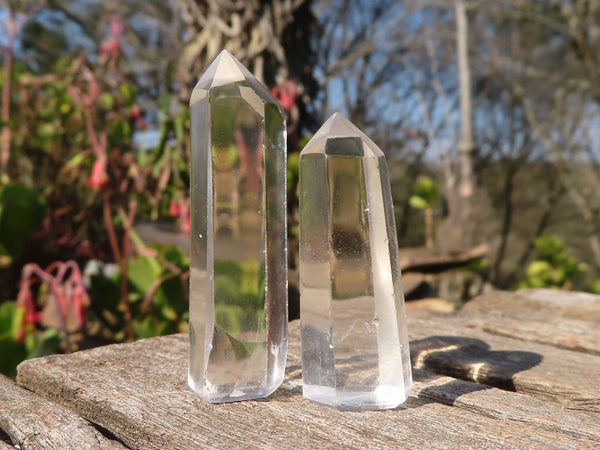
xmin=16 ymin=261 xmax=90 ymax=342
xmin=271 ymin=80 xmax=298 ymax=110
xmin=15 ymin=285 xmax=41 ymax=342
xmin=111 ymin=18 xmax=124 ymax=38
xmin=87 ymin=157 xmax=109 ymax=190
xmin=178 ymin=198 xmax=190 ymax=235
xmin=169 ymin=200 xmax=180 ymax=217
xmin=131 ymin=104 xmax=151 ymax=130
xmin=72 ymin=286 xmax=89 ymax=329
xmin=182 ymin=212 xmax=190 ymax=235
xmin=100 ymin=39 xmax=119 ymax=59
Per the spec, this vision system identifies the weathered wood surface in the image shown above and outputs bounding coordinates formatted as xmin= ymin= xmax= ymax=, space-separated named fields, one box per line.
xmin=0 ymin=440 xmax=14 ymax=450
xmin=408 ymin=313 xmax=600 ymax=412
xmin=457 ymin=289 xmax=600 ymax=354
xmin=400 ymin=244 xmax=488 ymax=273
xmin=9 ymin=289 xmax=600 ymax=448
xmin=14 ymin=289 xmax=600 ymax=449
xmin=15 ymin=330 xmax=598 ymax=449
xmin=0 ymin=374 xmax=124 ymax=449
xmin=410 ymin=370 xmax=600 ymax=444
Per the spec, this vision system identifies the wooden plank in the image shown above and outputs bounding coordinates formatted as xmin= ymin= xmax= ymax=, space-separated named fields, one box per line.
xmin=16 ymin=320 xmax=599 ymax=449
xmin=411 ymin=369 xmax=600 ymax=445
xmin=405 ymin=297 xmax=455 ymax=313
xmin=516 ymin=289 xmax=600 ymax=318
xmin=463 ymin=289 xmax=600 ymax=321
xmin=292 ymin=325 xmax=600 ymax=445
xmin=409 ymin=313 xmax=600 ymax=413
xmin=0 ymin=428 xmax=14 ymax=450
xmin=0 ymin=374 xmax=124 ymax=449
xmin=458 ymin=290 xmax=600 ymax=354
xmin=400 ymin=244 xmax=488 ymax=273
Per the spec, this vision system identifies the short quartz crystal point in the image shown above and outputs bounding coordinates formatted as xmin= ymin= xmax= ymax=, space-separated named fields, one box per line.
xmin=188 ymin=50 xmax=288 ymax=403
xmin=299 ymin=113 xmax=412 ymax=410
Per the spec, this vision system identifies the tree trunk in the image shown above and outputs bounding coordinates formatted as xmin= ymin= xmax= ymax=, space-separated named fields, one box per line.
xmin=455 ymin=0 xmax=476 ymax=245
xmin=491 ymin=163 xmax=516 ymax=286
xmin=425 ymin=206 xmax=434 ymax=251
xmin=1 ymin=46 xmax=12 ymax=179
xmin=456 ymin=0 xmax=475 ymax=195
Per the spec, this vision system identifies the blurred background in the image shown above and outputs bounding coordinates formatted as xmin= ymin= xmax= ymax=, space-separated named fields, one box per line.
xmin=1 ymin=0 xmax=599 ymax=376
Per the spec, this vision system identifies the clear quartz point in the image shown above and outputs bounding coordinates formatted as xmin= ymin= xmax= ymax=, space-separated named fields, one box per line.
xmin=299 ymin=113 xmax=412 ymax=410
xmin=188 ymin=50 xmax=287 ymax=403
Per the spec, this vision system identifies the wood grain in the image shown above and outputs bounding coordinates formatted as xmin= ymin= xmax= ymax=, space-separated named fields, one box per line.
xmin=411 ymin=369 xmax=600 ymax=444
xmin=400 ymin=244 xmax=488 ymax=273
xmin=0 ymin=440 xmax=14 ymax=449
xmin=0 ymin=374 xmax=124 ymax=449
xmin=16 ymin=318 xmax=600 ymax=449
xmin=457 ymin=290 xmax=600 ymax=354
xmin=408 ymin=312 xmax=600 ymax=413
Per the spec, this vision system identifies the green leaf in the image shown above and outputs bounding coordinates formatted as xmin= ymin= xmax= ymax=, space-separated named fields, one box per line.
xmin=0 ymin=184 xmax=47 ymax=259
xmin=409 ymin=195 xmax=427 ymax=210
xmin=413 ymin=176 xmax=438 ymax=205
xmin=299 ymin=134 xmax=313 ymax=150
xmin=0 ymin=241 xmax=12 ymax=268
xmin=37 ymin=123 xmax=58 ymax=140
xmin=162 ymin=245 xmax=189 ymax=269
xmin=587 ymin=279 xmax=600 ymax=295
xmin=161 ymin=305 xmax=178 ymax=321
xmin=133 ymin=316 xmax=157 ymax=339
xmin=214 ymin=260 xmax=243 ymax=284
xmin=174 ymin=114 xmax=184 ymax=144
xmin=132 ymin=316 xmax=175 ymax=339
xmin=0 ymin=337 xmax=26 ymax=377
xmin=59 ymin=102 xmax=72 ymax=114
xmin=156 ymin=276 xmax=187 ymax=313
xmin=288 ymin=152 xmax=299 ymax=174
xmin=28 ymin=329 xmax=61 ymax=359
xmin=128 ymin=256 xmax=161 ymax=294
xmin=119 ymin=83 xmax=136 ymax=105
xmin=86 ymin=269 xmax=123 ymax=333
xmin=100 ymin=93 xmax=115 ymax=111
xmin=534 ymin=236 xmax=564 ymax=260
xmin=63 ymin=151 xmax=88 ymax=169
xmin=215 ymin=304 xmax=244 ymax=334
xmin=527 ymin=260 xmax=551 ymax=277
xmin=212 ymin=326 xmax=260 ymax=360
xmin=0 ymin=302 xmax=17 ymax=336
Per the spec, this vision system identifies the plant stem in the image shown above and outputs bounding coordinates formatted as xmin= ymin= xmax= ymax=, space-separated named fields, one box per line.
xmin=120 ymin=198 xmax=136 ymax=341
xmin=425 ymin=206 xmax=434 ymax=251
xmin=1 ymin=44 xmax=13 ymax=178
xmin=103 ymin=191 xmax=122 ymax=263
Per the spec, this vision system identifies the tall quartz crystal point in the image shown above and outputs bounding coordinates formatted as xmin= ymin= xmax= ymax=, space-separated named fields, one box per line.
xmin=188 ymin=50 xmax=287 ymax=403
xmin=299 ymin=113 xmax=412 ymax=410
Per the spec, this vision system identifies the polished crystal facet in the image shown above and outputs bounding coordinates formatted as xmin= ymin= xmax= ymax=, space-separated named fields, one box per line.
xmin=188 ymin=50 xmax=287 ymax=403
xmin=299 ymin=113 xmax=412 ymax=410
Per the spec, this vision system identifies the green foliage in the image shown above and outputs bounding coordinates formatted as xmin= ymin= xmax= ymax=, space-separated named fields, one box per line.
xmin=409 ymin=196 xmax=428 ymax=210
xmin=0 ymin=302 xmax=61 ymax=377
xmin=409 ymin=176 xmax=438 ymax=209
xmin=212 ymin=259 xmax=265 ymax=334
xmin=27 ymin=329 xmax=62 ymax=359
xmin=86 ymin=244 xmax=189 ymax=342
xmin=287 ymin=152 xmax=299 ymax=197
xmin=0 ymin=184 xmax=46 ymax=266
xmin=409 ymin=176 xmax=438 ymax=250
xmin=132 ymin=316 xmax=175 ymax=340
xmin=1 ymin=46 xmax=193 ymax=350
xmin=0 ymin=302 xmax=21 ymax=341
xmin=518 ymin=236 xmax=587 ymax=290
xmin=215 ymin=304 xmax=244 ymax=334
xmin=587 ymin=279 xmax=600 ymax=295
